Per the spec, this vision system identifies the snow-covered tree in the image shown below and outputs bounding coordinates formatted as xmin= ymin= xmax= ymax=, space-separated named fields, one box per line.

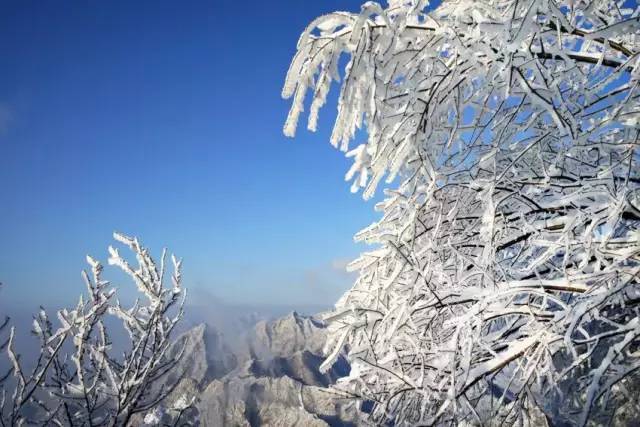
xmin=284 ymin=0 xmax=640 ymax=425
xmin=1 ymin=233 xmax=188 ymax=426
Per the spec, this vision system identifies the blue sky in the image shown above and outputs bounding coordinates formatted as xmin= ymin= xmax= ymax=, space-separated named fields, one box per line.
xmin=0 ymin=0 xmax=378 ymax=311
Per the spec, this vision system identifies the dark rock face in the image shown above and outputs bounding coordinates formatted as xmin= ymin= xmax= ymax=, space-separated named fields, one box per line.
xmin=246 ymin=350 xmax=349 ymax=388
xmin=146 ymin=312 xmax=364 ymax=426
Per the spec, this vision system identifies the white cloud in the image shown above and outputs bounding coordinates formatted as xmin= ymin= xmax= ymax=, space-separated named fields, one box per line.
xmin=304 ymin=258 xmax=357 ymax=295
xmin=330 ymin=258 xmax=351 ymax=272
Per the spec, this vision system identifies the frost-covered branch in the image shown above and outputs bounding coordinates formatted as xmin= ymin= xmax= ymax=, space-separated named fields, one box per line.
xmin=285 ymin=0 xmax=640 ymax=425
xmin=0 ymin=233 xmax=188 ymax=426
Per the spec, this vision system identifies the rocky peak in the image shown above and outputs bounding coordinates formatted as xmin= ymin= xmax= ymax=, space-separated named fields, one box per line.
xmin=168 ymin=323 xmax=237 ymax=387
xmin=250 ymin=311 xmax=326 ymax=358
xmin=142 ymin=312 xmax=363 ymax=426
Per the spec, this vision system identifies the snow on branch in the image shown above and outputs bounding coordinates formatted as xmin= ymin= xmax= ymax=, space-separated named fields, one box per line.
xmin=285 ymin=0 xmax=640 ymax=425
xmin=0 ymin=233 xmax=190 ymax=426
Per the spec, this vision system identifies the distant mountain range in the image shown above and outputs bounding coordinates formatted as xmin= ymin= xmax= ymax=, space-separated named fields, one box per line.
xmin=144 ymin=311 xmax=366 ymax=426
xmin=0 ymin=298 xmax=366 ymax=426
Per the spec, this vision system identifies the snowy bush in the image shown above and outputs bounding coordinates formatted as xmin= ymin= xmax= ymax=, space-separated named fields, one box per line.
xmin=284 ymin=0 xmax=640 ymax=425
xmin=0 ymin=233 xmax=188 ymax=426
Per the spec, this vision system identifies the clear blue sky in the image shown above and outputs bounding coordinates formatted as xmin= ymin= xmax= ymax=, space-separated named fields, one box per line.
xmin=0 ymin=0 xmax=379 ymax=311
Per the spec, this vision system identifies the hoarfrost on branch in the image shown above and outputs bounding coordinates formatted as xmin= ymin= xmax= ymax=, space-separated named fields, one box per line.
xmin=0 ymin=233 xmax=189 ymax=426
xmin=284 ymin=0 xmax=640 ymax=424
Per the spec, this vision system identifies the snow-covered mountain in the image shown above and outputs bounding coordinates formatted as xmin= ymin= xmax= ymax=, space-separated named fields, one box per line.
xmin=149 ymin=311 xmax=364 ymax=426
xmin=166 ymin=323 xmax=238 ymax=386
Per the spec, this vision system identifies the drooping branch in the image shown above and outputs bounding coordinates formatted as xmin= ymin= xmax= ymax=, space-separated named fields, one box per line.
xmin=284 ymin=1 xmax=640 ymax=425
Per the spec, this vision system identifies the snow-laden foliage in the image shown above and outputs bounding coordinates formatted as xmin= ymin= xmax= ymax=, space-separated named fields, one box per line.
xmin=284 ymin=0 xmax=640 ymax=425
xmin=0 ymin=233 xmax=189 ymax=426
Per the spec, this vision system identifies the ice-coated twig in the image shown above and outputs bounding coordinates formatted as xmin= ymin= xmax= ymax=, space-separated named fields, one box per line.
xmin=0 ymin=233 xmax=188 ymax=426
xmin=285 ymin=0 xmax=640 ymax=424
